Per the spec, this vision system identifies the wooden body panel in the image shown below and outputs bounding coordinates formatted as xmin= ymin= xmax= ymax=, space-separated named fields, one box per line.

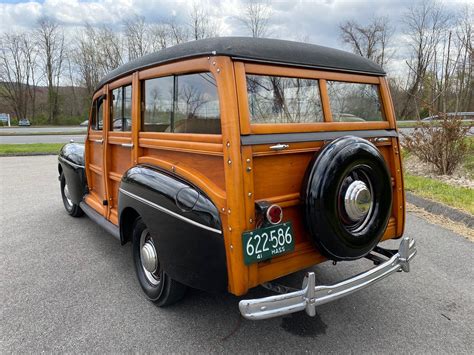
xmin=83 ymin=54 xmax=405 ymax=296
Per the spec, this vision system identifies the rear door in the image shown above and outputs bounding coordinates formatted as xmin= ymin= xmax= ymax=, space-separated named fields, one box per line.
xmin=105 ymin=80 xmax=134 ymax=225
xmin=85 ymin=93 xmax=107 ymax=216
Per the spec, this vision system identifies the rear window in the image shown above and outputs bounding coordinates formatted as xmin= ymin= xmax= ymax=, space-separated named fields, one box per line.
xmin=326 ymin=82 xmax=384 ymax=122
xmin=246 ymin=75 xmax=323 ymax=124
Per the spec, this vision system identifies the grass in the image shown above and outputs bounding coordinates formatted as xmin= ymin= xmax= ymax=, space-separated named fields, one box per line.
xmin=404 ymin=173 xmax=474 ymax=215
xmin=0 ymin=143 xmax=64 ymax=156
xmin=396 ymin=120 xmax=473 ymax=128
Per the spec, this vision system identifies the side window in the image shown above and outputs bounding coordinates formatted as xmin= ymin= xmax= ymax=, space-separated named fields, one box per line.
xmin=326 ymin=82 xmax=384 ymax=122
xmin=111 ymin=85 xmax=132 ymax=131
xmin=90 ymin=96 xmax=104 ymax=131
xmin=175 ymin=73 xmax=220 ymax=134
xmin=142 ymin=76 xmax=174 ymax=132
xmin=142 ymin=72 xmax=220 ymax=134
xmin=246 ymin=75 xmax=323 ymax=123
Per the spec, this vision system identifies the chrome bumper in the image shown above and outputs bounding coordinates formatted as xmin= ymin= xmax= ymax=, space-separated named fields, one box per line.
xmin=239 ymin=237 xmax=416 ymax=320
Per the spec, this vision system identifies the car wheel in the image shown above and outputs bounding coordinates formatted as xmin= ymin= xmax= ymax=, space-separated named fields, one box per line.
xmin=132 ymin=217 xmax=187 ymax=306
xmin=60 ymin=173 xmax=84 ymax=217
xmin=302 ymin=136 xmax=392 ymax=261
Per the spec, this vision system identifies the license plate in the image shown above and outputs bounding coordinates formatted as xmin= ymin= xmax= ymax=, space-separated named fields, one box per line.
xmin=242 ymin=222 xmax=294 ymax=265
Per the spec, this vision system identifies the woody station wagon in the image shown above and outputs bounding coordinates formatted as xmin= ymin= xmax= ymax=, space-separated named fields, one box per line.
xmin=58 ymin=37 xmax=416 ymax=320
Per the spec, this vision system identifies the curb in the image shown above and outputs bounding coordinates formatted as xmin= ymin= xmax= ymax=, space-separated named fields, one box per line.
xmin=406 ymin=192 xmax=474 ymax=228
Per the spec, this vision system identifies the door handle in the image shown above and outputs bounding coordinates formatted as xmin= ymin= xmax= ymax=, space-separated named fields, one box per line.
xmin=269 ymin=143 xmax=289 ymax=151
xmin=121 ymin=143 xmax=133 ymax=148
xmin=91 ymin=138 xmax=103 ymax=144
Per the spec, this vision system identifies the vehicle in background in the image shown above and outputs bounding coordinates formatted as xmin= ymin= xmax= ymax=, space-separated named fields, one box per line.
xmin=79 ymin=120 xmax=89 ymax=127
xmin=18 ymin=118 xmax=31 ymax=126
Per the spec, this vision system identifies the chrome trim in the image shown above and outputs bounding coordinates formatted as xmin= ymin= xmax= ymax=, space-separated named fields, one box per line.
xmin=90 ymin=138 xmax=103 ymax=144
xmin=344 ymin=180 xmax=372 ymax=221
xmin=239 ymin=236 xmax=416 ymax=320
xmin=240 ymin=129 xmax=398 ymax=146
xmin=58 ymin=156 xmax=84 ymax=169
xmin=121 ymin=143 xmax=134 ymax=148
xmin=269 ymin=143 xmax=289 ymax=151
xmin=119 ymin=188 xmax=222 ymax=235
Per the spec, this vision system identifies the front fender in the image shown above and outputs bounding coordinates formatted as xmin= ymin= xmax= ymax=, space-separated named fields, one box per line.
xmin=58 ymin=143 xmax=87 ymax=204
xmin=118 ymin=165 xmax=227 ymax=293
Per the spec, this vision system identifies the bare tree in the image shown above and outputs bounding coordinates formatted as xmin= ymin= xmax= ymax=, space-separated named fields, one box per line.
xmin=167 ymin=17 xmax=189 ymax=45
xmin=74 ymin=24 xmax=102 ymax=97
xmin=339 ymin=17 xmax=393 ymax=68
xmin=0 ymin=32 xmax=37 ymax=121
xmin=453 ymin=7 xmax=473 ymax=112
xmin=240 ymin=0 xmax=272 ymax=38
xmin=36 ymin=18 xmax=65 ymax=123
xmin=400 ymin=0 xmax=450 ymax=119
xmin=149 ymin=22 xmax=172 ymax=51
xmin=123 ymin=15 xmax=149 ymax=60
xmin=188 ymin=3 xmax=219 ymax=40
xmin=96 ymin=25 xmax=124 ymax=72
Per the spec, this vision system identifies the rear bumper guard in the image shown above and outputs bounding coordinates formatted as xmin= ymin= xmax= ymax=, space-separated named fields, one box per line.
xmin=239 ymin=236 xmax=416 ymax=320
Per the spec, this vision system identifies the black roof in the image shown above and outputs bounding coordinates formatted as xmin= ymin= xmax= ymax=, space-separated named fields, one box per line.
xmin=96 ymin=37 xmax=385 ymax=89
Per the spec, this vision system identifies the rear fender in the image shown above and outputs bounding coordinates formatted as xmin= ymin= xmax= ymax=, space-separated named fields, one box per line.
xmin=118 ymin=165 xmax=227 ymax=293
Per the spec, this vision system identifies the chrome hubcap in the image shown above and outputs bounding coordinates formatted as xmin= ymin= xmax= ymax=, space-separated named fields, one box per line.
xmin=344 ymin=180 xmax=372 ymax=221
xmin=141 ymin=241 xmax=158 ymax=274
xmin=140 ymin=229 xmax=160 ymax=285
xmin=64 ymin=184 xmax=73 ymax=207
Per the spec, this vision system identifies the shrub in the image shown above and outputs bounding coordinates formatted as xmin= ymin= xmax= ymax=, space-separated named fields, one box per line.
xmin=401 ymin=113 xmax=472 ymax=175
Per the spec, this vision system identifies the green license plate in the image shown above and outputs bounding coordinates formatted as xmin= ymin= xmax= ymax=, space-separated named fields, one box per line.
xmin=242 ymin=222 xmax=294 ymax=265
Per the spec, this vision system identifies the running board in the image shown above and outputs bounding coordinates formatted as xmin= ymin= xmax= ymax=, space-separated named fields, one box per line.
xmin=79 ymin=202 xmax=120 ymax=241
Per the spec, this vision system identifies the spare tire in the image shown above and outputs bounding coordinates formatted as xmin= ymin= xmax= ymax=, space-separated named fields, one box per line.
xmin=301 ymin=136 xmax=392 ymax=261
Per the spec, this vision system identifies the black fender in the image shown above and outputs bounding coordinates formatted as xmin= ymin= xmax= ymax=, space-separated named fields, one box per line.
xmin=118 ymin=165 xmax=227 ymax=293
xmin=58 ymin=143 xmax=87 ymax=204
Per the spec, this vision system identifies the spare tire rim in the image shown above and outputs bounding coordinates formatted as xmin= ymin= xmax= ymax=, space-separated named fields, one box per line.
xmin=338 ymin=167 xmax=374 ymax=233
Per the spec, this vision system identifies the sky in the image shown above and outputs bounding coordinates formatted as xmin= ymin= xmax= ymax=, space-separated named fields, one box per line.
xmin=0 ymin=0 xmax=471 ymax=76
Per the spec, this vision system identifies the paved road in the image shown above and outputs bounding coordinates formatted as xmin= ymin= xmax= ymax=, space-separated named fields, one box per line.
xmin=1 ymin=155 xmax=473 ymax=353
xmin=0 ymin=135 xmax=86 ymax=144
xmin=0 ymin=126 xmax=86 ymax=134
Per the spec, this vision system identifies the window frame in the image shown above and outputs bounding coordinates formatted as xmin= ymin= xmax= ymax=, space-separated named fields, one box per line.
xmin=245 ymin=74 xmax=325 ymax=125
xmin=236 ymin=62 xmax=393 ymax=135
xmin=89 ymin=94 xmax=105 ymax=132
xmin=110 ymin=84 xmax=133 ymax=132
xmin=138 ymin=57 xmax=223 ymax=145
xmin=141 ymin=72 xmax=221 ymax=135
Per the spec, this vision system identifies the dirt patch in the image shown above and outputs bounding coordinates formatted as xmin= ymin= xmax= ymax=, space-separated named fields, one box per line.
xmin=407 ymin=203 xmax=474 ymax=242
xmin=404 ymin=154 xmax=474 ymax=189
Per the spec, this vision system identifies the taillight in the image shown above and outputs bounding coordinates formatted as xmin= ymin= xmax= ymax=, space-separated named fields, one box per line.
xmin=266 ymin=204 xmax=283 ymax=225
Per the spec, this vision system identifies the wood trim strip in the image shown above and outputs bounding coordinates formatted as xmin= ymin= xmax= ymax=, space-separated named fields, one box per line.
xmin=234 ymin=62 xmax=251 ymax=135
xmin=244 ymin=63 xmax=380 ymax=84
xmin=108 ymin=172 xmax=123 ymax=182
xmin=139 ymin=138 xmax=223 ymax=155
xmin=108 ymin=75 xmax=133 ymax=90
xmin=138 ymin=131 xmax=222 ymax=144
xmin=138 ymin=57 xmax=211 ymax=80
xmin=248 ymin=121 xmax=391 ymax=134
xmin=319 ymin=79 xmax=333 ymax=122
xmin=89 ymin=163 xmax=102 ymax=175
xmin=132 ymin=72 xmax=141 ymax=165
